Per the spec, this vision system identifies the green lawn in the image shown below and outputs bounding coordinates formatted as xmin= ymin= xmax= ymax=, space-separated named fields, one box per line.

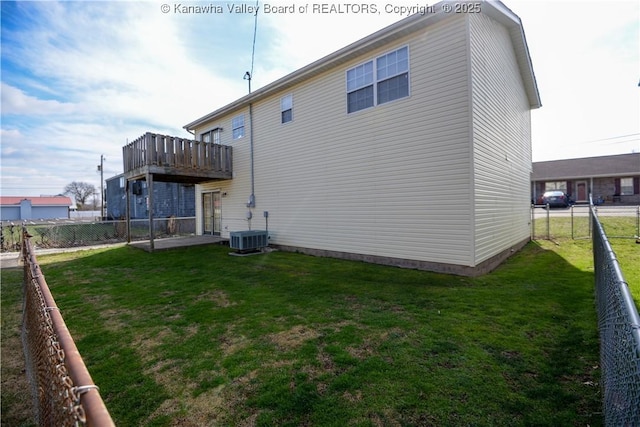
xmin=1 ymin=238 xmax=606 ymax=426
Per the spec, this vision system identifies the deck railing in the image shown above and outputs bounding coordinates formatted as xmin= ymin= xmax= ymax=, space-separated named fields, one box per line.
xmin=123 ymin=132 xmax=232 ymax=175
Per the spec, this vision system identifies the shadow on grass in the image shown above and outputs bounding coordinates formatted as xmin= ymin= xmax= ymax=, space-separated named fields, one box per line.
xmin=1 ymin=240 xmax=602 ymax=426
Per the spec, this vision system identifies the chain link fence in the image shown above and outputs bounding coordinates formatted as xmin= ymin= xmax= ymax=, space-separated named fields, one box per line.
xmin=1 ymin=217 xmax=196 ymax=252
xmin=591 ymin=205 xmax=640 ymax=426
xmin=21 ymin=228 xmax=114 ymax=426
xmin=532 ymin=205 xmax=639 ymax=241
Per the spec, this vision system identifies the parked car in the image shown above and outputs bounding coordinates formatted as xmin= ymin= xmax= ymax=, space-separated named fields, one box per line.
xmin=541 ymin=190 xmax=572 ymax=208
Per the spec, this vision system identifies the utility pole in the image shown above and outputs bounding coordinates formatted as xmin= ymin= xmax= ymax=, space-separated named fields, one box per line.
xmin=97 ymin=155 xmax=105 ymax=219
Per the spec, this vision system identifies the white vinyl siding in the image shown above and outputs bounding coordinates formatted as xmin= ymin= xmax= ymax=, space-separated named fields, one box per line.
xmin=193 ymin=12 xmax=534 ymax=270
xmin=469 ymin=13 xmax=532 ymax=265
xmin=194 ymin=110 xmax=250 ymax=234
xmin=197 ymin=16 xmax=474 ymax=267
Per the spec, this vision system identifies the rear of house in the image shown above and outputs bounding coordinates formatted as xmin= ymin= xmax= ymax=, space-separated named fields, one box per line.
xmin=182 ymin=2 xmax=540 ymax=275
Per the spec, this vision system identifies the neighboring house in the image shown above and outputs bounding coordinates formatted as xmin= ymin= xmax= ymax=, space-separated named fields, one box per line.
xmin=0 ymin=196 xmax=73 ymax=221
xmin=106 ymin=174 xmax=195 ymax=219
xmin=532 ymin=153 xmax=640 ymax=204
xmin=123 ymin=1 xmax=541 ymax=275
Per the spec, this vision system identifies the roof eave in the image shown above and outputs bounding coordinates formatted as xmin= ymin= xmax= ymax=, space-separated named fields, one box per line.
xmin=184 ymin=0 xmax=541 ymax=131
xmin=183 ymin=11 xmax=436 ymax=131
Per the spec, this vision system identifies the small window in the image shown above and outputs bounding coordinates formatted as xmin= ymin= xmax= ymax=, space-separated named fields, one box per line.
xmin=119 ymin=177 xmax=125 ymax=188
xmin=281 ymin=94 xmax=293 ymax=123
xmin=620 ymin=177 xmax=633 ymax=195
xmin=232 ymin=115 xmax=244 ymax=139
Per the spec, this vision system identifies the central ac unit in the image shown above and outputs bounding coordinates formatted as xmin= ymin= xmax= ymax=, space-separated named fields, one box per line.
xmin=230 ymin=230 xmax=268 ymax=252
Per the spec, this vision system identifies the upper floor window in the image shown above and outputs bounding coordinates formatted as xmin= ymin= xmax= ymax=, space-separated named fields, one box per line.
xmin=201 ymin=128 xmax=222 ymax=144
xmin=377 ymin=47 xmax=409 ymax=105
xmin=281 ymin=94 xmax=293 ymax=123
xmin=347 ymin=61 xmax=374 ymax=113
xmin=232 ymin=115 xmax=245 ymax=139
xmin=346 ymin=46 xmax=409 ymax=114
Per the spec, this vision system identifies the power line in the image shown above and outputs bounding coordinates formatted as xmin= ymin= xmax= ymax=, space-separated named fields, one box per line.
xmin=582 ymin=133 xmax=640 ymax=144
xmin=244 ymin=0 xmax=259 ymax=93
xmin=250 ymin=0 xmax=259 ymax=79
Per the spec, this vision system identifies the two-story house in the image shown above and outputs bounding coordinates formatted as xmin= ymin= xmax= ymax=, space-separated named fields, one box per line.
xmin=123 ymin=1 xmax=541 ymax=275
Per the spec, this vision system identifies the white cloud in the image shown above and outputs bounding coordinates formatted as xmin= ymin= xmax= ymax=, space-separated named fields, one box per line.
xmin=1 ymin=0 xmax=639 ymax=198
xmin=1 ymin=83 xmax=77 ymax=115
xmin=1 ymin=1 xmax=258 ymax=195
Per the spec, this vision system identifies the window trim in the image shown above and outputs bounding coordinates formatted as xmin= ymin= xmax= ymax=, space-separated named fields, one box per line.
xmin=232 ymin=115 xmax=245 ymax=140
xmin=281 ymin=94 xmax=293 ymax=124
xmin=376 ymin=46 xmax=409 ymax=106
xmin=346 ymin=61 xmax=374 ymax=113
xmin=346 ymin=45 xmax=410 ymax=114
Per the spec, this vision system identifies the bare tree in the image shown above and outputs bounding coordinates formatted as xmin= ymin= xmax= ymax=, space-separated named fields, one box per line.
xmin=64 ymin=181 xmax=96 ymax=210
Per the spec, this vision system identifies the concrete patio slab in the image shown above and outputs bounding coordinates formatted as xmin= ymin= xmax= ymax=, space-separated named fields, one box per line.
xmin=129 ymin=235 xmax=228 ymax=252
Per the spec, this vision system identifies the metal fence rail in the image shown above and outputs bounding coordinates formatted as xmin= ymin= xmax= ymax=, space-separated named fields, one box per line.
xmin=591 ymin=205 xmax=640 ymax=426
xmin=2 ymin=217 xmax=196 ymax=252
xmin=532 ymin=204 xmax=639 ymax=241
xmin=21 ymin=228 xmax=115 ymax=426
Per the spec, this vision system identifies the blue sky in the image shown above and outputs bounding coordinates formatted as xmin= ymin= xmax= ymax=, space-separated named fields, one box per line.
xmin=1 ymin=0 xmax=639 ymax=197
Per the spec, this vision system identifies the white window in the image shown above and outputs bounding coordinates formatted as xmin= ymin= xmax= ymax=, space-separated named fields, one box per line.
xmin=232 ymin=115 xmax=244 ymax=139
xmin=377 ymin=47 xmax=409 ymax=105
xmin=347 ymin=61 xmax=374 ymax=113
xmin=620 ymin=177 xmax=633 ymax=195
xmin=281 ymin=94 xmax=293 ymax=123
xmin=346 ymin=46 xmax=409 ymax=114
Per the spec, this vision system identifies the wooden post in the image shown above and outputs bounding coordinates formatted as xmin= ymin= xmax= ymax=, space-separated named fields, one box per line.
xmin=167 ymin=137 xmax=174 ymax=166
xmin=125 ymin=179 xmax=131 ymax=244
xmin=147 ymin=172 xmax=154 ymax=252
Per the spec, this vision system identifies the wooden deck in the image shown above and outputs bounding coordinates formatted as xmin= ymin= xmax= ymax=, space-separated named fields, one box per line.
xmin=130 ymin=235 xmax=228 ymax=252
xmin=123 ymin=132 xmax=232 ymax=183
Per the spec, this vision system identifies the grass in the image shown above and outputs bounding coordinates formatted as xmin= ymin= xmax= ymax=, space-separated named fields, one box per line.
xmin=532 ymin=213 xmax=639 ymax=303
xmin=610 ymin=238 xmax=640 ymax=304
xmin=1 ymin=238 xmax=605 ymax=426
